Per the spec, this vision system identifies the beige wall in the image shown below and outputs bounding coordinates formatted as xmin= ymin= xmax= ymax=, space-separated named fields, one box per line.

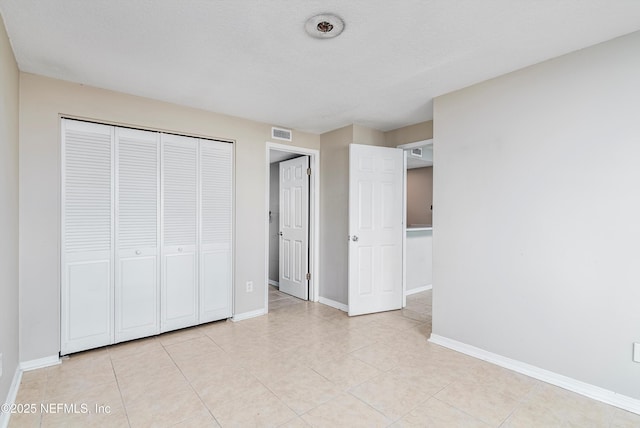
xmin=433 ymin=31 xmax=640 ymax=400
xmin=18 ymin=73 xmax=319 ymax=361
xmin=0 ymin=12 xmax=19 ymax=408
xmin=319 ymin=125 xmax=353 ymax=304
xmin=385 ymin=121 xmax=433 ymax=146
xmin=0 ymin=14 xmax=20 ymax=407
xmin=353 ymin=124 xmax=386 ymax=146
xmin=407 ymin=167 xmax=433 ymax=226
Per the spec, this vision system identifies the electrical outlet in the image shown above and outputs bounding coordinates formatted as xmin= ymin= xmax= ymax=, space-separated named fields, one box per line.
xmin=0 ymin=353 xmax=3 ymax=377
xmin=246 ymin=281 xmax=253 ymax=293
xmin=633 ymin=343 xmax=640 ymax=363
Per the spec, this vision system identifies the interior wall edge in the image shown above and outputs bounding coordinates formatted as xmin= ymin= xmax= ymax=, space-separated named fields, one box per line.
xmin=0 ymin=10 xmax=20 ymax=413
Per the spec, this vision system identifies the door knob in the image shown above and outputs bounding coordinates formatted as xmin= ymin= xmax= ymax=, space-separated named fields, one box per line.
xmin=279 ymin=232 xmax=283 ymax=236
xmin=135 ymin=250 xmax=141 ymax=255
xmin=352 ymin=235 xmax=359 ymax=242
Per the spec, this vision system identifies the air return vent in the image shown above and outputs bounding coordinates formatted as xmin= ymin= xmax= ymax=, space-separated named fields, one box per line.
xmin=410 ymin=147 xmax=423 ymax=158
xmin=272 ymin=127 xmax=292 ymax=142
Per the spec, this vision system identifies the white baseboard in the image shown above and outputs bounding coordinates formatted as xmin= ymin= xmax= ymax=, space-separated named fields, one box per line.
xmin=20 ymin=355 xmax=61 ymax=372
xmin=319 ymin=297 xmax=348 ymax=312
xmin=429 ymin=334 xmax=640 ymax=415
xmin=231 ymin=308 xmax=267 ymax=322
xmin=268 ymin=280 xmax=279 ymax=287
xmin=405 ymin=284 xmax=432 ymax=296
xmin=0 ymin=367 xmax=23 ymax=428
xmin=1 ymin=355 xmax=60 ymax=427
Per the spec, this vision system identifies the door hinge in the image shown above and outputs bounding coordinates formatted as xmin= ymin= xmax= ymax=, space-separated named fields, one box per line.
xmin=306 ymin=272 xmax=311 ymax=281
xmin=307 ymin=167 xmax=311 ymax=176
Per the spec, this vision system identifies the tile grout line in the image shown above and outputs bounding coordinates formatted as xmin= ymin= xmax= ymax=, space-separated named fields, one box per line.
xmin=162 ymin=341 xmax=224 ymax=427
xmin=430 ymin=396 xmax=492 ymax=427
xmin=108 ymin=352 xmax=133 ymax=428
xmin=496 ymin=381 xmax=544 ymax=427
xmin=344 ymin=389 xmax=394 ymax=426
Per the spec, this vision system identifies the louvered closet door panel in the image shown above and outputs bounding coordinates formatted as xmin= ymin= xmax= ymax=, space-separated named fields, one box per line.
xmin=61 ymin=119 xmax=114 ymax=355
xmin=161 ymin=133 xmax=198 ymax=332
xmin=115 ymin=128 xmax=160 ymax=342
xmin=199 ymin=139 xmax=233 ymax=322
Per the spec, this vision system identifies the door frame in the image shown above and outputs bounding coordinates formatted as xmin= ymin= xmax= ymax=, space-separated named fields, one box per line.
xmin=397 ymin=139 xmax=433 ymax=307
xmin=264 ymin=142 xmax=320 ymax=312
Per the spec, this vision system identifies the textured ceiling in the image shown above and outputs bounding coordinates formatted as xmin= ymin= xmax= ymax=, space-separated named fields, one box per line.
xmin=2 ymin=1 xmax=640 ymax=134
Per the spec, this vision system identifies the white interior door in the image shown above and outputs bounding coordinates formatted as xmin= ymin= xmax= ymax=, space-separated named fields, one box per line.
xmin=161 ymin=134 xmax=198 ymax=332
xmin=278 ymin=156 xmax=309 ymax=300
xmin=61 ymin=119 xmax=114 ymax=354
xmin=348 ymin=144 xmax=404 ymax=316
xmin=199 ymin=139 xmax=233 ymax=322
xmin=115 ymin=127 xmax=160 ymax=342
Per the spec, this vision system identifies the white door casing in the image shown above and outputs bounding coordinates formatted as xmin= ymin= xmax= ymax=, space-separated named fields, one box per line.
xmin=348 ymin=144 xmax=404 ymax=316
xmin=161 ymin=133 xmax=199 ymax=332
xmin=279 ymin=156 xmax=309 ymax=300
xmin=61 ymin=119 xmax=115 ymax=354
xmin=114 ymin=127 xmax=161 ymax=342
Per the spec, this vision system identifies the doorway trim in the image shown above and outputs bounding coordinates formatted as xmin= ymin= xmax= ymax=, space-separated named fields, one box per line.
xmin=397 ymin=139 xmax=433 ymax=307
xmin=264 ymin=142 xmax=320 ymax=313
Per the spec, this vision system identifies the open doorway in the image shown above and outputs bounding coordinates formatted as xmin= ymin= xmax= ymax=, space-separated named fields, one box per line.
xmin=398 ymin=139 xmax=433 ymax=307
xmin=264 ymin=143 xmax=320 ymax=313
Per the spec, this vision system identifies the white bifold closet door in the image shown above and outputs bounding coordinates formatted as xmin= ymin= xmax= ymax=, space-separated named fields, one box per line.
xmin=161 ymin=134 xmax=199 ymax=332
xmin=115 ymin=128 xmax=160 ymax=342
xmin=62 ymin=119 xmax=233 ymax=353
xmin=199 ymin=139 xmax=233 ymax=322
xmin=61 ymin=120 xmax=114 ymax=355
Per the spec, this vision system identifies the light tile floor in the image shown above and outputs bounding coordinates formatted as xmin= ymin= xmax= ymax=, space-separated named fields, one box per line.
xmin=8 ymin=288 xmax=640 ymax=427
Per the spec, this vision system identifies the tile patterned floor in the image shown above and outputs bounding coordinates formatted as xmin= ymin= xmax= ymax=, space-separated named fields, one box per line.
xmin=8 ymin=288 xmax=640 ymax=427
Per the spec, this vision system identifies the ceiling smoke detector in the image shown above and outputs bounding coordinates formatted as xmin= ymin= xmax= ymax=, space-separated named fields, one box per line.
xmin=305 ymin=14 xmax=344 ymax=39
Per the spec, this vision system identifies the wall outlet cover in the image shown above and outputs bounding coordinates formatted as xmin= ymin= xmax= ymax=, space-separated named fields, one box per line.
xmin=633 ymin=343 xmax=640 ymax=363
xmin=246 ymin=281 xmax=253 ymax=292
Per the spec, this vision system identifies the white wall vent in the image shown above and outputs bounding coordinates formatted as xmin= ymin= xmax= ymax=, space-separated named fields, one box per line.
xmin=410 ymin=147 xmax=423 ymax=158
xmin=272 ymin=127 xmax=292 ymax=142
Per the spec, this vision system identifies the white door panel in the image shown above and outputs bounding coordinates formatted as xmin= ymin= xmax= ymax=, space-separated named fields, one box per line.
xmin=61 ymin=119 xmax=114 ymax=355
xmin=199 ymin=140 xmax=233 ymax=322
xmin=62 ymin=258 xmax=112 ymax=354
xmin=279 ymin=156 xmax=309 ymax=300
xmin=161 ymin=134 xmax=199 ymax=332
xmin=349 ymin=144 xmax=403 ymax=316
xmin=163 ymin=250 xmax=197 ymax=329
xmin=200 ymin=246 xmax=231 ymax=321
xmin=116 ymin=252 xmax=158 ymax=341
xmin=114 ymin=127 xmax=160 ymax=342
